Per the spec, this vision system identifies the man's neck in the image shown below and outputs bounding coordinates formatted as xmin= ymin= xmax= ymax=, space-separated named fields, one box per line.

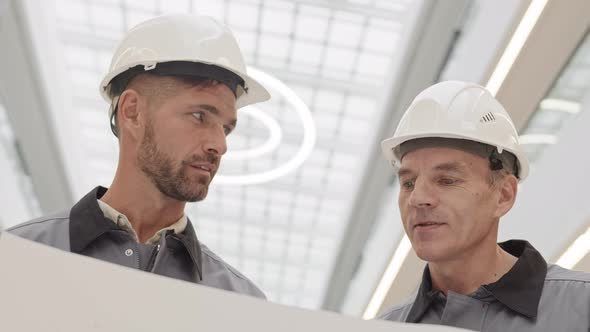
xmin=101 ymin=170 xmax=186 ymax=243
xmin=428 ymin=241 xmax=518 ymax=296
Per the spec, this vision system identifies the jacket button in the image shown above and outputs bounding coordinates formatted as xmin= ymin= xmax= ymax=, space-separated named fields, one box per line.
xmin=125 ymin=249 xmax=134 ymax=256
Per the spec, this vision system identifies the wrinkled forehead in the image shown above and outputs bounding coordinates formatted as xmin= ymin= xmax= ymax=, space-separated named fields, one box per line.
xmin=397 ymin=145 xmax=484 ymax=178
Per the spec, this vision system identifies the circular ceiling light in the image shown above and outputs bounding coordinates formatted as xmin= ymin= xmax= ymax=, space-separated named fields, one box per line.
xmin=214 ymin=67 xmax=316 ymax=185
xmin=223 ymin=106 xmax=282 ymax=161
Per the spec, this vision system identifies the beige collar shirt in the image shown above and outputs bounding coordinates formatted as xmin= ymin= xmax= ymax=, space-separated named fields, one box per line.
xmin=97 ymin=199 xmax=187 ymax=245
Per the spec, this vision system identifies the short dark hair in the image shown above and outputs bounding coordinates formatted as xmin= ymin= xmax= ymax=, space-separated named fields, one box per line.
xmin=109 ymin=73 xmax=218 ymax=137
xmin=107 ymin=60 xmax=244 ymax=137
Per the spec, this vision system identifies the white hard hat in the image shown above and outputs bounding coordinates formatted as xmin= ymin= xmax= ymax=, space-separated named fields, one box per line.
xmin=381 ymin=81 xmax=529 ymax=181
xmin=99 ymin=14 xmax=270 ymax=116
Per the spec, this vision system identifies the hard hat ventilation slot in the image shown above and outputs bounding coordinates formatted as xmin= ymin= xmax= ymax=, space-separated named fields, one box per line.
xmin=480 ymin=112 xmax=496 ymax=123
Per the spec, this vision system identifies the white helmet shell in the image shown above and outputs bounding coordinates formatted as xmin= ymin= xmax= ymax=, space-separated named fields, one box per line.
xmin=99 ymin=14 xmax=270 ymax=113
xmin=381 ymin=81 xmax=529 ymax=181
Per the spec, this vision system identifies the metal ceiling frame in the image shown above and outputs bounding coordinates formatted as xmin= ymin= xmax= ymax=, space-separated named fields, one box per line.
xmin=209 ymin=0 xmax=407 ymax=21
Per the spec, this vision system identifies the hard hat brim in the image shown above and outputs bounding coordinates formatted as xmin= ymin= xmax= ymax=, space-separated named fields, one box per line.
xmin=381 ymin=132 xmax=530 ymax=181
xmin=99 ymin=59 xmax=270 ymax=109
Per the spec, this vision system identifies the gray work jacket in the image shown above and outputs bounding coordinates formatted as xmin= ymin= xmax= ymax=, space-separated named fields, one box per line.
xmin=379 ymin=240 xmax=590 ymax=331
xmin=8 ymin=186 xmax=265 ymax=299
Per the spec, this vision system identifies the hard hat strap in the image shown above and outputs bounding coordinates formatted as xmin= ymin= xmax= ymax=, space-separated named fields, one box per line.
xmin=109 ymin=99 xmax=119 ymax=137
xmin=489 ymin=149 xmax=519 ymax=179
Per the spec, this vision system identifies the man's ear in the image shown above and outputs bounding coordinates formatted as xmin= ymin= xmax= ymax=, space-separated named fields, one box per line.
xmin=495 ymin=174 xmax=518 ymax=218
xmin=117 ymin=89 xmax=143 ymax=141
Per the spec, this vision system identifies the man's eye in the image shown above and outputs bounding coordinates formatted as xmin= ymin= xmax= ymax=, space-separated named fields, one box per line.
xmin=192 ymin=112 xmax=203 ymax=121
xmin=224 ymin=127 xmax=232 ymax=135
xmin=402 ymin=180 xmax=414 ymax=190
xmin=439 ymin=178 xmax=456 ymax=185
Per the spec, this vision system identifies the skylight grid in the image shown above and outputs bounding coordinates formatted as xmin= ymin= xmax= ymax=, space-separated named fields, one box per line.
xmin=54 ymin=0 xmax=415 ymax=309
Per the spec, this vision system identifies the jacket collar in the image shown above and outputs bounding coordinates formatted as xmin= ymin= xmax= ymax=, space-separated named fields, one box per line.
xmin=406 ymin=265 xmax=436 ymax=323
xmin=406 ymin=240 xmax=547 ymax=322
xmin=173 ymin=220 xmax=203 ymax=280
xmin=69 ymin=186 xmax=203 ymax=280
xmin=69 ymin=186 xmax=118 ymax=253
xmin=484 ymin=240 xmax=547 ymax=318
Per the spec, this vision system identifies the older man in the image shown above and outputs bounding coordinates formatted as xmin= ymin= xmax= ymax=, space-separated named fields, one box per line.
xmin=378 ymin=81 xmax=590 ymax=330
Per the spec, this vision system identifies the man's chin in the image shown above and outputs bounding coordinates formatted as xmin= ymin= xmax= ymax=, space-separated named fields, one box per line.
xmin=185 ymin=184 xmax=209 ymax=202
xmin=412 ymin=241 xmax=449 ymax=263
xmin=186 ymin=193 xmax=207 ymax=202
xmin=160 ymin=182 xmax=209 ymax=202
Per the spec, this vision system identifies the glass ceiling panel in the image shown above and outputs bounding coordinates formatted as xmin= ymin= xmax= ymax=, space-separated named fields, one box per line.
xmin=521 ymin=31 xmax=590 ymax=163
xmin=49 ymin=0 xmax=422 ymax=309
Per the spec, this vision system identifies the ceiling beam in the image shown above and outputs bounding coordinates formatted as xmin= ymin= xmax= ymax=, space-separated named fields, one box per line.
xmin=321 ymin=0 xmax=470 ymax=311
xmin=0 ymin=0 xmax=74 ymax=214
xmin=494 ymin=0 xmax=590 ymax=129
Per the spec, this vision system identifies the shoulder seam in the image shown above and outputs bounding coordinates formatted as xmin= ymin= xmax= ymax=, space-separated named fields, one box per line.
xmin=8 ymin=217 xmax=69 ymax=231
xmin=545 ymin=278 xmax=590 ymax=284
xmin=380 ymin=302 xmax=413 ymax=317
xmin=201 ymin=247 xmax=251 ymax=282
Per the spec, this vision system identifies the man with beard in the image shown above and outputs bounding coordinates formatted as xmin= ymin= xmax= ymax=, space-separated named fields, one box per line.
xmin=378 ymin=81 xmax=590 ymax=330
xmin=8 ymin=14 xmax=269 ymax=298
